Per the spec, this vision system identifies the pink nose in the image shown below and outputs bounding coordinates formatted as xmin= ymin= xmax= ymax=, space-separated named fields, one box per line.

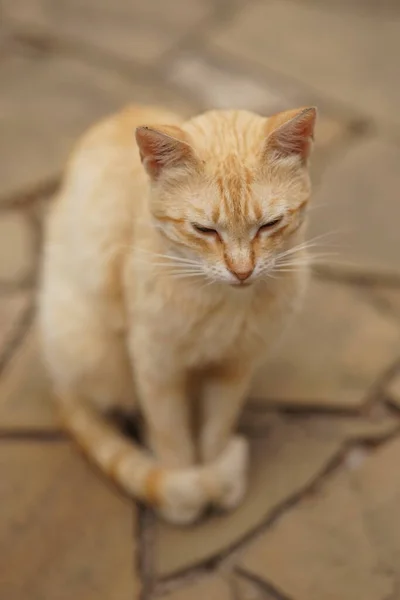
xmin=231 ymin=268 xmax=253 ymax=282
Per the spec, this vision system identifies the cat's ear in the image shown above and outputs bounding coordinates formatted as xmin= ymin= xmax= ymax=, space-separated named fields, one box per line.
xmin=135 ymin=125 xmax=196 ymax=180
xmin=264 ymin=107 xmax=317 ymax=165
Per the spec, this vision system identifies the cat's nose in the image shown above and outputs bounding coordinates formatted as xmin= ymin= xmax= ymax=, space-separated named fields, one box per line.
xmin=231 ymin=267 xmax=254 ymax=282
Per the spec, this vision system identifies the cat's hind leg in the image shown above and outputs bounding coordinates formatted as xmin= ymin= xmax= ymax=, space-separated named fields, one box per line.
xmin=39 ymin=286 xmax=207 ymax=523
xmin=56 ymin=390 xmax=209 ymax=524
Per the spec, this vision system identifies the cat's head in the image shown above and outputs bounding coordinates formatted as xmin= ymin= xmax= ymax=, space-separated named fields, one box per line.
xmin=135 ymin=107 xmax=316 ymax=287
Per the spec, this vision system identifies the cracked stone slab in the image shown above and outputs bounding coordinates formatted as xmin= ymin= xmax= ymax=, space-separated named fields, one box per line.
xmin=240 ymin=406 xmax=400 ymax=443
xmin=372 ymin=288 xmax=400 ymax=321
xmin=250 ymin=278 xmax=400 ymax=410
xmin=210 ymin=0 xmax=400 ymax=126
xmin=234 ymin=573 xmax=282 ymax=600
xmin=2 ymin=315 xmax=398 ymax=582
xmin=309 ymin=139 xmax=400 ymax=276
xmin=3 ymin=0 xmax=210 ymax=65
xmin=0 ymin=440 xmax=139 ymax=600
xmin=0 ymin=51 xmax=194 ymax=202
xmin=293 ymin=0 xmax=400 ymax=13
xmin=0 ymin=211 xmax=37 ymax=284
xmin=0 ymin=291 xmax=30 ymax=362
xmin=385 ymin=370 xmax=400 ymax=410
xmin=159 ymin=576 xmax=232 ymax=600
xmin=4 ymin=0 xmax=210 ymax=31
xmin=238 ymin=436 xmax=400 ymax=600
xmin=152 ymin=411 xmax=398 ymax=577
xmin=0 ymin=325 xmax=58 ymax=430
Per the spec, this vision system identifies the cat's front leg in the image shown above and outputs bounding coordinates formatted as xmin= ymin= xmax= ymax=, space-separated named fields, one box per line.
xmin=199 ymin=363 xmax=253 ymax=510
xmin=200 ymin=363 xmax=252 ymax=461
xmin=132 ymin=353 xmax=195 ymax=469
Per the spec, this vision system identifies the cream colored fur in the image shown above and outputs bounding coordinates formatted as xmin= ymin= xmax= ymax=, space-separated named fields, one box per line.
xmin=39 ymin=104 xmax=316 ymax=524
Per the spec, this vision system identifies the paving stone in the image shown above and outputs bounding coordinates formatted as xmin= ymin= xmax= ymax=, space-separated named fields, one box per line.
xmin=0 ymin=51 xmax=194 ymax=202
xmin=239 ymin=437 xmax=400 ymax=600
xmin=111 ymin=0 xmax=210 ymax=29
xmin=385 ymin=370 xmax=400 ymax=410
xmin=153 ymin=418 xmax=341 ymax=577
xmin=160 ymin=576 xmax=232 ymax=600
xmin=234 ymin=574 xmax=277 ymax=600
xmin=309 ymin=139 xmax=400 ymax=276
xmin=299 ymin=0 xmax=399 ymax=12
xmin=4 ymin=0 xmax=210 ymax=31
xmin=354 ymin=437 xmax=400 ymax=579
xmin=167 ymin=54 xmax=290 ymax=114
xmin=331 ymin=413 xmax=399 ymax=442
xmin=3 ymin=0 xmax=210 ymax=65
xmin=0 ymin=440 xmax=139 ymax=599
xmin=152 ymin=410 xmax=398 ymax=576
xmin=0 ymin=326 xmax=58 ymax=430
xmin=31 ymin=190 xmax=55 ymax=225
xmin=210 ymin=0 xmax=400 ymax=126
xmin=0 ymin=26 xmax=11 ymax=53
xmin=239 ymin=407 xmax=280 ymax=437
xmin=0 ymin=211 xmax=36 ymax=283
xmin=250 ymin=278 xmax=400 ymax=410
xmin=240 ymin=406 xmax=399 ymax=442
xmin=0 ymin=291 xmax=30 ymax=361
xmin=372 ymin=288 xmax=400 ymax=320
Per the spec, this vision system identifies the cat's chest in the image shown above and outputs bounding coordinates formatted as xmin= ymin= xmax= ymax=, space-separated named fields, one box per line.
xmin=130 ymin=275 xmax=298 ymax=367
xmin=165 ymin=295 xmax=272 ymax=367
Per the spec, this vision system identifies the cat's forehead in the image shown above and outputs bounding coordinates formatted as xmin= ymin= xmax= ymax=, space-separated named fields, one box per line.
xmin=184 ymin=110 xmax=266 ymax=161
xmin=182 ymin=110 xmax=310 ymax=224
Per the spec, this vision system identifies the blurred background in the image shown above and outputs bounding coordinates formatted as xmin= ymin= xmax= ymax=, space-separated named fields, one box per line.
xmin=1 ymin=1 xmax=400 ymax=599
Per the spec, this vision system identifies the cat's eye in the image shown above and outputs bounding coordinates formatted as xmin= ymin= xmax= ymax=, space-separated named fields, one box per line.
xmin=259 ymin=216 xmax=284 ymax=231
xmin=192 ymin=223 xmax=217 ymax=235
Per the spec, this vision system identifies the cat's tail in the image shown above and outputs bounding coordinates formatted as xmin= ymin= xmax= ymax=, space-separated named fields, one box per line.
xmin=56 ymin=391 xmax=247 ymax=524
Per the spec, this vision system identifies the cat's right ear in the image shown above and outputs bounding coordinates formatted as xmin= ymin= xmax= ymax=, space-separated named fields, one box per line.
xmin=264 ymin=107 xmax=317 ymax=166
xmin=135 ymin=125 xmax=196 ymax=180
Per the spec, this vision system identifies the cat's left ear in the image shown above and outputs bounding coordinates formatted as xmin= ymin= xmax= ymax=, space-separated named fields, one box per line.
xmin=264 ymin=107 xmax=317 ymax=165
xmin=135 ymin=124 xmax=196 ymax=180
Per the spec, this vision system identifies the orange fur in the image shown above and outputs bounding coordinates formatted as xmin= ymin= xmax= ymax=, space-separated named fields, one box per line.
xmin=39 ymin=104 xmax=316 ymax=524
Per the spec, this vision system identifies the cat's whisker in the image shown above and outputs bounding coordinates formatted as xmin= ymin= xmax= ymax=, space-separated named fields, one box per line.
xmin=134 ymin=259 xmax=202 ymax=270
xmin=277 ymin=230 xmax=345 ymax=260
xmin=273 ymin=268 xmax=308 ymax=273
xmin=135 ymin=248 xmax=200 ymax=266
xmin=275 ymin=252 xmax=339 ymax=268
xmin=135 ymin=263 xmax=206 ymax=278
xmin=197 ymin=278 xmax=216 ymax=290
xmin=260 ymin=268 xmax=279 ymax=280
xmin=169 ymin=271 xmax=205 ymax=277
xmin=170 ymin=273 xmax=206 ymax=281
xmin=276 ymin=241 xmax=329 ymax=259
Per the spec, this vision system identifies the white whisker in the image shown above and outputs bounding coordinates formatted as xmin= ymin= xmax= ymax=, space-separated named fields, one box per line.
xmin=135 ymin=248 xmax=200 ymax=266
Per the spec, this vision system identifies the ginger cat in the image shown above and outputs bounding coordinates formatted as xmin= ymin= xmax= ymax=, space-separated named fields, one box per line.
xmin=39 ymin=104 xmax=316 ymax=524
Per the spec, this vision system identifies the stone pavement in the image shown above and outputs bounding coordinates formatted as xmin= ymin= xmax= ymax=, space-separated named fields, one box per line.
xmin=1 ymin=1 xmax=400 ymax=599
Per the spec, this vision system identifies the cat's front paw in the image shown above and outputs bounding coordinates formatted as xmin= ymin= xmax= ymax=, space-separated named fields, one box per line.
xmin=148 ymin=436 xmax=249 ymax=524
xmin=204 ymin=435 xmax=249 ymax=512
xmin=157 ymin=469 xmax=208 ymax=525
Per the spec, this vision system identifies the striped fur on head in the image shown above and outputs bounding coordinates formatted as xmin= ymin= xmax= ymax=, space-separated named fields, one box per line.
xmin=136 ymin=107 xmax=316 ymax=285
